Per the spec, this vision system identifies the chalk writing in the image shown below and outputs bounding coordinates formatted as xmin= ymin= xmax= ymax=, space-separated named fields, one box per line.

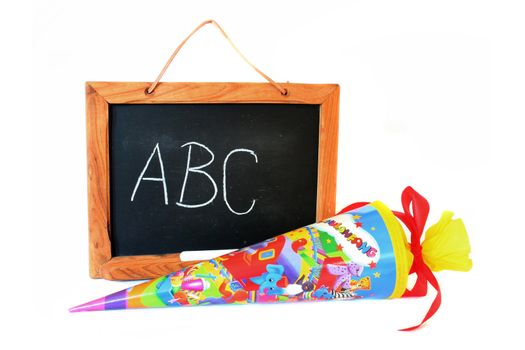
xmin=176 ymin=142 xmax=218 ymax=209
xmin=130 ymin=143 xmax=168 ymax=205
xmin=131 ymin=142 xmax=258 ymax=215
xmin=223 ymin=149 xmax=258 ymax=215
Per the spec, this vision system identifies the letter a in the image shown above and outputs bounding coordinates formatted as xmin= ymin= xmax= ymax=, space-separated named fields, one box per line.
xmin=130 ymin=143 xmax=168 ymax=205
xmin=176 ymin=142 xmax=218 ymax=208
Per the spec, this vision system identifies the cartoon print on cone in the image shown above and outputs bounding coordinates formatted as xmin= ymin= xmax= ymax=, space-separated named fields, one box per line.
xmin=326 ymin=262 xmax=364 ymax=290
xmin=71 ymin=187 xmax=472 ymax=330
xmin=250 ymin=264 xmax=285 ymax=295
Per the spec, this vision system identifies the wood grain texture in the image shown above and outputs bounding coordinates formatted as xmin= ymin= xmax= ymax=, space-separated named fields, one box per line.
xmin=86 ymin=81 xmax=340 ymax=280
xmin=88 ymin=82 xmax=338 ymax=104
xmin=86 ymin=84 xmax=111 ymax=278
xmin=317 ymin=86 xmax=339 ymax=221
xmin=99 ymin=254 xmax=199 ymax=280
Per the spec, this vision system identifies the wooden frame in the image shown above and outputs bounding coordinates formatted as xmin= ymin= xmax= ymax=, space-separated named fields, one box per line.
xmin=86 ymin=82 xmax=339 ymax=280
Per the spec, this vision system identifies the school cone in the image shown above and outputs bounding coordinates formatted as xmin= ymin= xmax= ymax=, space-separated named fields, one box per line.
xmin=70 ymin=187 xmax=472 ymax=330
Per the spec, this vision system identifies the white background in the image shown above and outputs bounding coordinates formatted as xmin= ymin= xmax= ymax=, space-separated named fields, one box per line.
xmin=4 ymin=0 xmax=524 ymax=347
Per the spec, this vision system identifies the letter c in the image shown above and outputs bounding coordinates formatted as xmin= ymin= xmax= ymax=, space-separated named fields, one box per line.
xmin=223 ymin=149 xmax=258 ymax=215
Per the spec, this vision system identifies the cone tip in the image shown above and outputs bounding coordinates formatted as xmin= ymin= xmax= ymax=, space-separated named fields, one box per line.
xmin=69 ymin=305 xmax=84 ymax=313
xmin=69 ymin=297 xmax=107 ymax=313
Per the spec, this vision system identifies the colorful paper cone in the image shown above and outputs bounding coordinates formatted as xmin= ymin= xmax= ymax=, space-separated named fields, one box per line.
xmin=71 ymin=187 xmax=472 ymax=329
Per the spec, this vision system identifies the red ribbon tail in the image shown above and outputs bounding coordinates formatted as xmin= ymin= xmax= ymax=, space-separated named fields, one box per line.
xmin=402 ymin=272 xmax=428 ymax=298
xmin=399 ymin=266 xmax=442 ymax=331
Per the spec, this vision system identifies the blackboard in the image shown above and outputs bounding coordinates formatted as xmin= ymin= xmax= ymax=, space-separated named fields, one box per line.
xmin=86 ymin=82 xmax=338 ymax=280
xmin=110 ymin=104 xmax=319 ymax=256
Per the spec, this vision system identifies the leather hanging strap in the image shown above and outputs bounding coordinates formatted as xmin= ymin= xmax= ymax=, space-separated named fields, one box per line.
xmin=147 ymin=19 xmax=287 ymax=95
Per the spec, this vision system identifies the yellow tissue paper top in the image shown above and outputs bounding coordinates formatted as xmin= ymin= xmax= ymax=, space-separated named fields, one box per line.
xmin=422 ymin=211 xmax=473 ymax=272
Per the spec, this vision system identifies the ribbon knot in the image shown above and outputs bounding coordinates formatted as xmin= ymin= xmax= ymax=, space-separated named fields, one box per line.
xmin=411 ymin=246 xmax=423 ymax=260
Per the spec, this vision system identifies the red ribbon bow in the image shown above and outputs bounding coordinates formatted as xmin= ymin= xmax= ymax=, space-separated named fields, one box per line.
xmin=338 ymin=187 xmax=441 ymax=331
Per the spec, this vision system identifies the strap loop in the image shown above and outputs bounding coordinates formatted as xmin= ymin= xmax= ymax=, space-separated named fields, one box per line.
xmin=147 ymin=20 xmax=287 ymax=95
